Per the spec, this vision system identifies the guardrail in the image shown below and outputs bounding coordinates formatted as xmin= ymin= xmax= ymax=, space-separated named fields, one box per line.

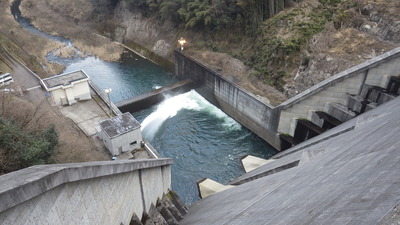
xmin=89 ymin=81 xmax=122 ymax=116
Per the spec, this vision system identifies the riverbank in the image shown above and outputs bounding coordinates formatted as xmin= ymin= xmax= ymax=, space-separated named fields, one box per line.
xmin=0 ymin=0 xmax=57 ymax=77
xmin=12 ymin=0 xmax=287 ymax=105
xmin=20 ymin=0 xmax=123 ymax=62
xmin=0 ymin=0 xmax=123 ymax=78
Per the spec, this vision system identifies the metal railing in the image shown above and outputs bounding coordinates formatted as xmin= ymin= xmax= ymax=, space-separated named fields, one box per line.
xmin=89 ymin=81 xmax=122 ymax=116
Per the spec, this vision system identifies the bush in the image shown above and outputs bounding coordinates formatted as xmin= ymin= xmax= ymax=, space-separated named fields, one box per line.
xmin=0 ymin=118 xmax=58 ymax=174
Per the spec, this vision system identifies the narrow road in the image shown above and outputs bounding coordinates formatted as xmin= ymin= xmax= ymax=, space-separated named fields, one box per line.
xmin=0 ymin=47 xmax=48 ymax=104
xmin=0 ymin=48 xmax=112 ymax=161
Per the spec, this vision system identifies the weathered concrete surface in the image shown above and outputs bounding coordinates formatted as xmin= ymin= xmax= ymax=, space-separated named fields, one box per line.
xmin=59 ymin=88 xmax=111 ymax=136
xmin=241 ymin=155 xmax=274 ymax=173
xmin=115 ymin=79 xmax=194 ymax=113
xmin=175 ymin=47 xmax=400 ymax=150
xmin=197 ymin=179 xmax=234 ymax=199
xmin=90 ymin=81 xmax=122 ymax=116
xmin=175 ymin=51 xmax=281 ymax=149
xmin=277 ymin=47 xmax=400 ymax=136
xmin=180 ymin=96 xmax=400 ymax=225
xmin=0 ymin=158 xmax=173 ymax=225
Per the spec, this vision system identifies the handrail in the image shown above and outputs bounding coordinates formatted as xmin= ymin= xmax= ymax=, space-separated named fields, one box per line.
xmin=89 ymin=81 xmax=122 ymax=115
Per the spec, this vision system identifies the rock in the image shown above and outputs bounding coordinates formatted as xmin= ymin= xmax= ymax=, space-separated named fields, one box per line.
xmin=363 ymin=24 xmax=371 ymax=30
xmin=152 ymin=40 xmax=171 ymax=58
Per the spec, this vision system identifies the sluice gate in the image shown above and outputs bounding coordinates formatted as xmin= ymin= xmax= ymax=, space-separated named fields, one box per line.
xmin=115 ymin=79 xmax=194 ymax=113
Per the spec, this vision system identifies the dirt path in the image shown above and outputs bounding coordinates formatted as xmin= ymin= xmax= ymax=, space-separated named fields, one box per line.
xmin=0 ymin=49 xmax=110 ymax=164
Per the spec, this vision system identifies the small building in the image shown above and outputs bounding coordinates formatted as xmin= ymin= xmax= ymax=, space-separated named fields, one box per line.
xmin=99 ymin=112 xmax=142 ymax=156
xmin=41 ymin=70 xmax=91 ymax=106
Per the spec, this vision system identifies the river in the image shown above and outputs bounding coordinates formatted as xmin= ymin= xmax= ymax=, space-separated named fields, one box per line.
xmin=11 ymin=0 xmax=278 ymax=205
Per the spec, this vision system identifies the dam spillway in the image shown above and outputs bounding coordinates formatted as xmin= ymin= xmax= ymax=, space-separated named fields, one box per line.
xmin=115 ymin=79 xmax=195 ymax=113
xmin=57 ymin=53 xmax=277 ymax=204
xmin=10 ymin=0 xmax=277 ymax=204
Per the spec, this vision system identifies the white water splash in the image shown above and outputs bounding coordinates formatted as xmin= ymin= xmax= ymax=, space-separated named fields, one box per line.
xmin=141 ymin=90 xmax=241 ymax=140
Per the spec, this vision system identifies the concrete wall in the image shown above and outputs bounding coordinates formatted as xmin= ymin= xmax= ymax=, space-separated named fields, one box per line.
xmin=116 ymin=79 xmax=194 ymax=113
xmin=50 ymin=81 xmax=91 ymax=106
xmin=73 ymin=81 xmax=91 ymax=101
xmin=175 ymin=47 xmax=400 ymax=150
xmin=107 ymin=128 xmax=142 ymax=155
xmin=0 ymin=159 xmax=173 ymax=225
xmin=51 ymin=88 xmax=67 ymax=105
xmin=277 ymin=47 xmax=400 ymax=135
xmin=175 ymin=51 xmax=281 ymax=149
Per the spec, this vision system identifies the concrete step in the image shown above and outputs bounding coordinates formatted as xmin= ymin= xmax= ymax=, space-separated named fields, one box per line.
xmin=241 ymin=155 xmax=275 ymax=173
xmin=138 ymin=191 xmax=188 ymax=225
xmin=157 ymin=199 xmax=179 ymax=225
xmin=293 ymin=119 xmax=326 ymax=142
xmin=346 ymin=94 xmax=375 ymax=114
xmin=327 ymin=103 xmax=357 ymax=122
xmin=279 ymin=133 xmax=301 ymax=151
xmin=365 ymin=86 xmax=387 ymax=103
xmin=311 ymin=111 xmax=343 ymax=130
xmin=386 ymin=76 xmax=400 ymax=94
xmin=359 ymin=84 xmax=373 ymax=99
xmin=376 ymin=92 xmax=397 ymax=104
xmin=143 ymin=204 xmax=168 ymax=225
xmin=167 ymin=191 xmax=188 ymax=217
xmin=361 ymin=84 xmax=396 ymax=105
xmin=197 ymin=178 xmax=234 ymax=199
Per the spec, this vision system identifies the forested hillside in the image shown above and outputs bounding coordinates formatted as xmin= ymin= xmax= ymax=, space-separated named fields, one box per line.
xmin=129 ymin=0 xmax=299 ymax=34
xmin=4 ymin=0 xmax=400 ymax=101
xmin=107 ymin=0 xmax=398 ymax=97
xmin=0 ymin=0 xmax=399 ymax=172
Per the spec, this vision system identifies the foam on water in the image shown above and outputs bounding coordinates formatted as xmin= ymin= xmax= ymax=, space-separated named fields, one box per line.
xmin=141 ymin=90 xmax=241 ymax=140
xmin=11 ymin=1 xmax=277 ymax=205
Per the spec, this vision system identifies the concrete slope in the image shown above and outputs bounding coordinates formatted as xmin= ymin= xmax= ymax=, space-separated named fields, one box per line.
xmin=180 ymin=96 xmax=400 ymax=225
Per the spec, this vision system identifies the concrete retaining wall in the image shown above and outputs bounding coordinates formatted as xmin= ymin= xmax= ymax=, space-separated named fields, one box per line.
xmin=175 ymin=47 xmax=400 ymax=150
xmin=0 ymin=159 xmax=173 ymax=225
xmin=175 ymin=50 xmax=281 ymax=150
xmin=277 ymin=47 xmax=400 ymax=135
xmin=116 ymin=79 xmax=195 ymax=113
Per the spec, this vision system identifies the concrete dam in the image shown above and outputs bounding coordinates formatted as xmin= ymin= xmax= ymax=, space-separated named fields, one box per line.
xmin=175 ymin=47 xmax=400 ymax=151
xmin=1 ymin=45 xmax=400 ymax=224
xmin=115 ymin=79 xmax=195 ymax=113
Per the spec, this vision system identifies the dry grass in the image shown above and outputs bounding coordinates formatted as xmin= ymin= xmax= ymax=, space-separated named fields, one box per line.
xmin=0 ymin=88 xmax=109 ymax=169
xmin=20 ymin=0 xmax=123 ymax=62
xmin=186 ymin=50 xmax=288 ymax=105
xmin=0 ymin=0 xmax=122 ymax=80
xmin=0 ymin=59 xmax=12 ymax=74
xmin=0 ymin=0 xmax=112 ymax=170
xmin=0 ymin=0 xmax=64 ymax=77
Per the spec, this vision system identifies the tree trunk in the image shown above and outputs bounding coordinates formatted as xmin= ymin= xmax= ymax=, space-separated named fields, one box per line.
xmin=268 ymin=0 xmax=274 ymax=18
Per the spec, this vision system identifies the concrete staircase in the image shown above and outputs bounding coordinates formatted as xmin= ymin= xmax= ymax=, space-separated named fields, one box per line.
xmin=131 ymin=191 xmax=189 ymax=225
xmin=279 ymin=75 xmax=400 ymax=151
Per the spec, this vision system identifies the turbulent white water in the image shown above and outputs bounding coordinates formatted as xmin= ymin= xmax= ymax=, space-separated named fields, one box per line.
xmin=141 ymin=90 xmax=241 ymax=140
xmin=12 ymin=0 xmax=276 ymax=205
